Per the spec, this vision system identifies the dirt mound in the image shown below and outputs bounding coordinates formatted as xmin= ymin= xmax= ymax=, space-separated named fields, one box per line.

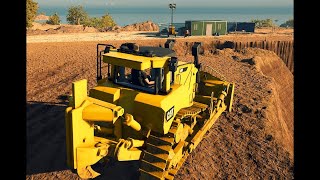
xmin=28 ymin=22 xmax=61 ymax=31
xmin=111 ymin=25 xmax=122 ymax=31
xmin=55 ymin=25 xmax=99 ymax=33
xmin=121 ymin=20 xmax=159 ymax=31
xmin=27 ymin=25 xmax=99 ymax=35
xmin=35 ymin=14 xmax=49 ymax=21
xmin=26 ymin=40 xmax=293 ymax=179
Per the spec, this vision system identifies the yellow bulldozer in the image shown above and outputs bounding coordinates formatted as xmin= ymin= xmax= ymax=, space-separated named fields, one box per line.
xmin=65 ymin=40 xmax=235 ymax=179
xmin=167 ymin=25 xmax=177 ymax=37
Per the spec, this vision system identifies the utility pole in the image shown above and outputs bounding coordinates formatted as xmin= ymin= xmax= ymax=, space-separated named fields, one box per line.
xmin=169 ymin=3 xmax=176 ymax=26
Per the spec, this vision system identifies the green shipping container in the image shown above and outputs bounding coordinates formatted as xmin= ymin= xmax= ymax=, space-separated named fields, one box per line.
xmin=185 ymin=20 xmax=227 ymax=36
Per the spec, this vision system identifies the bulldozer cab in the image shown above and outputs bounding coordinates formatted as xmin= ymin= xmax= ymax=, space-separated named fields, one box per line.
xmin=97 ymin=43 xmax=178 ymax=95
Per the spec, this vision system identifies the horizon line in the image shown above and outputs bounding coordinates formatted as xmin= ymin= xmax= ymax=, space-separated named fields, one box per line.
xmin=38 ymin=5 xmax=293 ymax=9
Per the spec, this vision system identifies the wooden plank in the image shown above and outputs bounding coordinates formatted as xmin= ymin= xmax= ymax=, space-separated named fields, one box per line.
xmin=258 ymin=41 xmax=262 ymax=49
xmin=276 ymin=41 xmax=281 ymax=56
xmin=264 ymin=41 xmax=267 ymax=50
xmin=287 ymin=41 xmax=294 ymax=73
xmin=286 ymin=41 xmax=290 ymax=67
xmin=270 ymin=41 xmax=274 ymax=51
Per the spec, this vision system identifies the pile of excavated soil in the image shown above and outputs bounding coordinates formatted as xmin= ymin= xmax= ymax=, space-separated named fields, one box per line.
xmin=121 ymin=20 xmax=159 ymax=31
xmin=27 ymin=24 xmax=99 ymax=35
xmin=27 ymin=21 xmax=159 ymax=36
xmin=26 ymin=40 xmax=293 ymax=180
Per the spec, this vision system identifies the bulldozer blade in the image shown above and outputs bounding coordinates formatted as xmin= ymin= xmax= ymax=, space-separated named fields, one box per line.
xmin=77 ymin=165 xmax=101 ymax=179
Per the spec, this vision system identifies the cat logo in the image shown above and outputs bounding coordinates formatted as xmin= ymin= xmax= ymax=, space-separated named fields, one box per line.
xmin=166 ymin=106 xmax=174 ymax=122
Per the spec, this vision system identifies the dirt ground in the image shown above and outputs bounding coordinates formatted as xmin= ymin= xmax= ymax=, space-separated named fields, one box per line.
xmin=27 ymin=25 xmax=293 ymax=43
xmin=26 ymin=37 xmax=293 ymax=179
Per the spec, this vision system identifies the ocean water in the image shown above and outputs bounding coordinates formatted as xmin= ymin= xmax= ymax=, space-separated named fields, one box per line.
xmin=38 ymin=7 xmax=293 ymax=27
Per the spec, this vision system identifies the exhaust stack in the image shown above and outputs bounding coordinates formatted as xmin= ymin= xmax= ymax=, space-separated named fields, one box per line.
xmin=192 ymin=42 xmax=203 ymax=83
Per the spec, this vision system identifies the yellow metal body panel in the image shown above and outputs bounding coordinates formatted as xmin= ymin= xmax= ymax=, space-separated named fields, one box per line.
xmin=85 ymin=97 xmax=124 ymax=123
xmin=174 ymin=63 xmax=195 ymax=85
xmin=127 ymin=138 xmax=145 ymax=148
xmin=89 ymin=86 xmax=120 ymax=103
xmin=82 ymin=104 xmax=115 ymax=122
xmin=198 ymin=75 xmax=235 ymax=112
xmin=70 ymin=99 xmax=95 ymax=169
xmin=103 ymin=51 xmax=170 ymax=70
xmin=94 ymin=81 xmax=140 ymax=115
xmin=199 ymin=80 xmax=228 ymax=96
xmin=134 ymin=83 xmax=193 ymax=134
xmin=65 ymin=106 xmax=74 ymax=167
xmin=76 ymin=145 xmax=109 ymax=168
xmin=117 ymin=147 xmax=142 ymax=161
xmin=72 ymin=79 xmax=88 ymax=108
xmin=118 ymin=88 xmax=140 ymax=115
xmin=115 ymin=140 xmax=143 ymax=161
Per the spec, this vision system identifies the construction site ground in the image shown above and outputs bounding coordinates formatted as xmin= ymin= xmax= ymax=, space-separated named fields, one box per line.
xmin=27 ymin=30 xmax=293 ymax=179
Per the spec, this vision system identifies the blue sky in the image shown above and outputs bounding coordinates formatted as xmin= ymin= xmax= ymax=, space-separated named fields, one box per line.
xmin=35 ymin=0 xmax=293 ymax=8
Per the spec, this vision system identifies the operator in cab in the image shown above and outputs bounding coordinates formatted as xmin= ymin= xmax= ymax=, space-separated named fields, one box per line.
xmin=131 ymin=69 xmax=155 ymax=87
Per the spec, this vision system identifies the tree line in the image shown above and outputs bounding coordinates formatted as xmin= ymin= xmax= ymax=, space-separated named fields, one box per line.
xmin=250 ymin=18 xmax=293 ymax=28
xmin=27 ymin=0 xmax=116 ymax=29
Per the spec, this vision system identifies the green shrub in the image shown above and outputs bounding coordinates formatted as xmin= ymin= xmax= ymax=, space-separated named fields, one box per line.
xmin=280 ymin=19 xmax=293 ymax=28
xmin=83 ymin=13 xmax=116 ymax=29
xmin=83 ymin=17 xmax=101 ymax=28
xmin=101 ymin=13 xmax=116 ymax=27
xmin=26 ymin=0 xmax=39 ymax=27
xmin=251 ymin=19 xmax=276 ymax=28
xmin=66 ymin=5 xmax=89 ymax=25
xmin=47 ymin=13 xmax=61 ymax=25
